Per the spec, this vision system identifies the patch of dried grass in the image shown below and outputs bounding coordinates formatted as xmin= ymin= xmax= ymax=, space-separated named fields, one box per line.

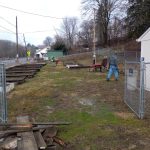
xmin=114 ymin=112 xmax=135 ymax=119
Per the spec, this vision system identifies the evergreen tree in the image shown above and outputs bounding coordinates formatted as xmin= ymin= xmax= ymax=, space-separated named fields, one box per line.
xmin=127 ymin=0 xmax=150 ymax=38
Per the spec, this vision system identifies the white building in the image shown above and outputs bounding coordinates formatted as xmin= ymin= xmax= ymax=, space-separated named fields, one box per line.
xmin=35 ymin=47 xmax=50 ymax=59
xmin=137 ymin=27 xmax=150 ymax=91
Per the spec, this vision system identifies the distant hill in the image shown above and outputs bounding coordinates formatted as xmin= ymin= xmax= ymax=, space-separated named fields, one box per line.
xmin=0 ymin=40 xmax=25 ymax=58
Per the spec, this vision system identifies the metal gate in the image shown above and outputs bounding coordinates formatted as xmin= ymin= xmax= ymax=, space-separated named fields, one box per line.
xmin=144 ymin=62 xmax=150 ymax=118
xmin=124 ymin=61 xmax=145 ymax=119
xmin=0 ymin=64 xmax=7 ymax=123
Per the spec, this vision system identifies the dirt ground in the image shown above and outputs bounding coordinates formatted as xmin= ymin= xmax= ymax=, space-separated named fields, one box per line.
xmin=7 ymin=57 xmax=150 ymax=150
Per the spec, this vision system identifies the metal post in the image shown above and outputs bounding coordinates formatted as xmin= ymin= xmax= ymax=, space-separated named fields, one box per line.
xmin=3 ymin=64 xmax=7 ymax=122
xmin=93 ymin=8 xmax=96 ymax=64
xmin=139 ymin=60 xmax=145 ymax=119
xmin=124 ymin=60 xmax=127 ymax=103
xmin=0 ymin=64 xmax=7 ymax=123
xmin=136 ymin=51 xmax=137 ymax=61
xmin=23 ymin=34 xmax=28 ymax=60
xmin=16 ymin=16 xmax=19 ymax=62
xmin=23 ymin=34 xmax=27 ymax=52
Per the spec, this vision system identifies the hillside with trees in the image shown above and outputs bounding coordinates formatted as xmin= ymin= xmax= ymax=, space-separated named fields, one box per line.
xmin=51 ymin=0 xmax=149 ymax=52
xmin=0 ymin=40 xmax=25 ymax=58
xmin=0 ymin=40 xmax=38 ymax=58
xmin=0 ymin=0 xmax=149 ymax=57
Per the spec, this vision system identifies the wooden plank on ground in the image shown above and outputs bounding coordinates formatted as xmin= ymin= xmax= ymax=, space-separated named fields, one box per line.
xmin=6 ymin=74 xmax=27 ymax=78
xmin=6 ymin=70 xmax=36 ymax=73
xmin=17 ymin=116 xmax=38 ymax=150
xmin=6 ymin=77 xmax=26 ymax=84
xmin=8 ymin=68 xmax=39 ymax=72
xmin=6 ymin=71 xmax=37 ymax=76
xmin=21 ymin=63 xmax=46 ymax=67
xmin=6 ymin=72 xmax=35 ymax=78
xmin=0 ymin=121 xmax=71 ymax=127
xmin=14 ymin=65 xmax=41 ymax=68
xmin=34 ymin=131 xmax=47 ymax=149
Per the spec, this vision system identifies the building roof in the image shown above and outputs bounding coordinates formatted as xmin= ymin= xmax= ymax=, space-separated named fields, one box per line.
xmin=36 ymin=47 xmax=50 ymax=54
xmin=137 ymin=27 xmax=150 ymax=42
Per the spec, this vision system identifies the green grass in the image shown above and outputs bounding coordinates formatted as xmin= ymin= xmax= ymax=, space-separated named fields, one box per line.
xmin=7 ymin=61 xmax=150 ymax=149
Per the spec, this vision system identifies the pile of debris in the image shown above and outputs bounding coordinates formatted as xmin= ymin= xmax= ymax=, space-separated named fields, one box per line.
xmin=65 ymin=63 xmax=90 ymax=69
xmin=0 ymin=116 xmax=71 ymax=150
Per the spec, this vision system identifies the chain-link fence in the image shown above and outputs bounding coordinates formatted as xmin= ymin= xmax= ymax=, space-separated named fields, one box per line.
xmin=0 ymin=64 xmax=7 ymax=123
xmin=124 ymin=60 xmax=150 ymax=119
xmin=144 ymin=63 xmax=150 ymax=118
xmin=124 ymin=61 xmax=142 ymax=118
xmin=124 ymin=51 xmax=141 ymax=61
xmin=62 ymin=48 xmax=140 ymax=64
xmin=0 ymin=57 xmax=36 ymax=68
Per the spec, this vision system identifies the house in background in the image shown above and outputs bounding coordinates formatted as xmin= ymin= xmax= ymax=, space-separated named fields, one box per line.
xmin=35 ymin=47 xmax=50 ymax=59
xmin=137 ymin=27 xmax=150 ymax=62
xmin=137 ymin=27 xmax=150 ymax=91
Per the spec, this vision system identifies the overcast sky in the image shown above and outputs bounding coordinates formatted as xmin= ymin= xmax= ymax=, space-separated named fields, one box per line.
xmin=0 ymin=0 xmax=82 ymax=46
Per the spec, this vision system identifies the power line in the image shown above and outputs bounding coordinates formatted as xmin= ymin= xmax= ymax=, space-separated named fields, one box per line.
xmin=0 ymin=3 xmax=65 ymax=19
xmin=20 ymin=30 xmax=52 ymax=34
xmin=0 ymin=16 xmax=16 ymax=27
xmin=0 ymin=24 xmax=24 ymax=45
xmin=0 ymin=27 xmax=53 ymax=35
xmin=0 ymin=25 xmax=15 ymax=34
xmin=0 ymin=30 xmax=14 ymax=34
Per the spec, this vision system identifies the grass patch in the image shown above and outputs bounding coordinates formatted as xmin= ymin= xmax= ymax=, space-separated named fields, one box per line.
xmin=46 ymin=104 xmax=122 ymax=141
xmin=7 ymin=62 xmax=150 ymax=149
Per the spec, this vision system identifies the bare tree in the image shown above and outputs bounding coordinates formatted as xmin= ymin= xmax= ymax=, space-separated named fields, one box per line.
xmin=82 ymin=0 xmax=127 ymax=46
xmin=61 ymin=17 xmax=78 ymax=51
xmin=108 ymin=17 xmax=127 ymax=46
xmin=51 ymin=35 xmax=68 ymax=53
xmin=78 ymin=20 xmax=93 ymax=49
xmin=43 ymin=36 xmax=52 ymax=48
xmin=109 ymin=17 xmax=125 ymax=39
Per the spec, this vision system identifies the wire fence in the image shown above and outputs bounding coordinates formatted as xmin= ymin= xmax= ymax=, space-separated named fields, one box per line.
xmin=64 ymin=49 xmax=140 ymax=62
xmin=124 ymin=60 xmax=150 ymax=119
xmin=0 ymin=64 xmax=7 ymax=123
xmin=0 ymin=57 xmax=36 ymax=68
xmin=144 ymin=63 xmax=150 ymax=118
xmin=124 ymin=61 xmax=142 ymax=118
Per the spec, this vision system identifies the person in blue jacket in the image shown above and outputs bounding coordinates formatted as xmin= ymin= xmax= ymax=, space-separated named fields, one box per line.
xmin=106 ymin=52 xmax=119 ymax=81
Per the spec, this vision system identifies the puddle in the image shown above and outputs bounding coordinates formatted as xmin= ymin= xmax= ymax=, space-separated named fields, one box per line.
xmin=79 ymin=98 xmax=94 ymax=106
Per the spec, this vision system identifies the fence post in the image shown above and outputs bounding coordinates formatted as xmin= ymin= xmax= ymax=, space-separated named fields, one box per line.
xmin=124 ymin=60 xmax=127 ymax=103
xmin=139 ymin=60 xmax=145 ymax=119
xmin=0 ymin=64 xmax=7 ymax=123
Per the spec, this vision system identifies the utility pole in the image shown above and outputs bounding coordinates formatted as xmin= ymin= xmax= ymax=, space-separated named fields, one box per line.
xmin=53 ymin=26 xmax=59 ymax=36
xmin=16 ymin=16 xmax=19 ymax=61
xmin=23 ymin=34 xmax=27 ymax=56
xmin=93 ymin=8 xmax=96 ymax=64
